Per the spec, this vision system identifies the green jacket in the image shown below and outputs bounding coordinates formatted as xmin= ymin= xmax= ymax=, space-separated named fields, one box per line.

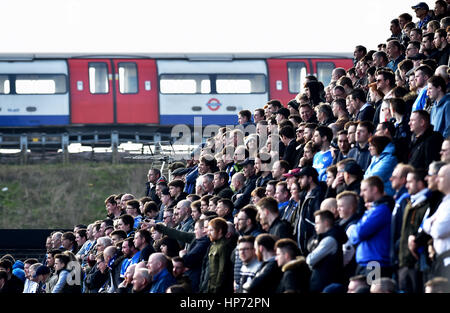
xmin=398 ymin=197 xmax=429 ymax=268
xmin=207 ymin=237 xmax=234 ymax=293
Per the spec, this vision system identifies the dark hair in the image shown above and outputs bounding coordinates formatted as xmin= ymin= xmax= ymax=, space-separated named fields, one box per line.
xmin=239 ymin=109 xmax=252 ymax=121
xmin=358 ymin=120 xmax=375 ymax=134
xmin=217 ymin=198 xmax=234 ymax=214
xmin=313 ymin=209 xmax=336 ymax=225
xmin=255 ymin=233 xmax=276 ymax=252
xmin=168 ymin=179 xmax=185 ymax=190
xmin=274 ymin=238 xmax=300 ymax=259
xmin=0 ymin=259 xmax=12 ymax=271
xmin=351 ymin=88 xmax=367 ymax=103
xmin=120 ymin=214 xmax=135 ymax=230
xmin=105 ymin=195 xmax=117 ymax=205
xmin=238 ymin=235 xmax=256 ymax=245
xmin=415 ymin=64 xmax=434 ymax=78
xmin=332 ymin=98 xmax=347 ymax=111
xmin=428 ymin=75 xmax=447 ymax=92
xmin=54 ymin=254 xmax=70 ymax=268
xmin=240 ymin=205 xmax=258 ymax=226
xmin=315 ymin=126 xmax=333 ymax=143
xmin=267 ymin=99 xmax=283 ymax=109
xmin=368 ymin=136 xmax=391 ymax=155
xmin=410 ymin=168 xmax=428 ymax=184
xmin=412 ymin=109 xmax=431 ymax=125
xmin=256 ymin=197 xmax=279 ymax=215
xmin=378 ymin=121 xmax=396 ymax=137
xmin=136 ymin=229 xmax=151 ymax=244
xmin=388 ymin=98 xmax=407 ymax=116
xmin=111 ymin=230 xmax=127 ymax=240
xmin=143 ymin=201 xmax=159 ymax=214
xmin=279 ymin=126 xmax=296 ymax=139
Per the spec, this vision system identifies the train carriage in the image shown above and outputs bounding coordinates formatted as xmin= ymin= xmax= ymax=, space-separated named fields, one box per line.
xmin=0 ymin=53 xmax=353 ymax=132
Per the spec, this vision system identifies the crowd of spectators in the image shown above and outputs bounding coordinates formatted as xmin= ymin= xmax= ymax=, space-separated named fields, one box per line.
xmin=1 ymin=1 xmax=450 ymax=294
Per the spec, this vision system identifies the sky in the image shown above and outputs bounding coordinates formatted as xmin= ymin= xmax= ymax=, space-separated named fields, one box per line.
xmin=0 ymin=0 xmax=427 ymax=54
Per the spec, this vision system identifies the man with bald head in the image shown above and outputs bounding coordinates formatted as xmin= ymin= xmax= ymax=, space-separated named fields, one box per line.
xmin=147 ymin=252 xmax=177 ymax=293
xmin=118 ymin=263 xmax=136 ymax=293
xmin=174 ymin=200 xmax=194 ymax=233
xmin=132 ymin=268 xmax=152 ymax=293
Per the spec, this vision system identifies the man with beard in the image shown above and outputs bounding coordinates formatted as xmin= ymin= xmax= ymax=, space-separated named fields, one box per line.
xmin=312 ymin=126 xmax=333 ymax=182
xmin=347 ymin=121 xmax=374 ymax=172
xmin=244 ymin=234 xmax=282 ymax=294
xmin=294 ymin=167 xmax=325 ymax=256
xmin=256 ymin=197 xmax=293 ymax=240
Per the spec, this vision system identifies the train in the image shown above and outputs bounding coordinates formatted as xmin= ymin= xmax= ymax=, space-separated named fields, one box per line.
xmin=0 ymin=53 xmax=353 ymax=133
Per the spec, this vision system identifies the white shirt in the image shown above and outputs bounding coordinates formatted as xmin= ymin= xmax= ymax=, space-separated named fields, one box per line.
xmin=423 ymin=195 xmax=450 ymax=255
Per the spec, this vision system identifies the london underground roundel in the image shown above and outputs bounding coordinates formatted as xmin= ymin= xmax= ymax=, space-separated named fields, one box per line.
xmin=206 ymin=98 xmax=221 ymax=111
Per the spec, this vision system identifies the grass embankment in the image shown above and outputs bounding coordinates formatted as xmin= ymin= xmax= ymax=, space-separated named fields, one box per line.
xmin=0 ymin=163 xmax=152 ymax=229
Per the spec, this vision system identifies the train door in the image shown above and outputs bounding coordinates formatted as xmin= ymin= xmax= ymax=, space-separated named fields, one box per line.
xmin=267 ymin=58 xmax=311 ymax=106
xmin=69 ymin=59 xmax=114 ymax=124
xmin=310 ymin=58 xmax=354 ymax=88
xmin=112 ymin=59 xmax=159 ymax=124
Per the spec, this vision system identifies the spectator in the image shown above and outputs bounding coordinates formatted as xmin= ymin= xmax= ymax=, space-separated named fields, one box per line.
xmin=255 ymin=152 xmax=273 ymax=188
xmin=364 ymin=135 xmax=398 ymax=196
xmin=213 ymin=171 xmax=234 ymax=199
xmin=349 ymin=88 xmax=375 ymax=122
xmin=256 ymin=197 xmax=293 ymax=240
xmin=347 ymin=274 xmax=370 ymax=293
xmin=312 ymin=126 xmax=333 ymax=182
xmin=424 ymin=277 xmax=450 ymax=293
xmin=206 ymin=217 xmax=234 ymax=293
xmin=386 ymin=39 xmax=405 ymax=72
xmin=236 ymin=236 xmax=261 ymax=293
xmin=0 ymin=259 xmax=24 ymax=293
xmin=433 ymin=28 xmax=450 ymax=66
xmin=307 ymin=210 xmax=346 ymax=292
xmin=441 ymin=137 xmax=450 ymax=162
xmin=370 ymin=277 xmax=397 ymax=293
xmin=408 ymin=110 xmax=444 ymax=169
xmin=412 ymin=65 xmax=434 ymax=111
xmin=134 ymin=229 xmax=155 ymax=262
xmin=333 ymin=130 xmax=351 ymax=164
xmin=280 ymin=126 xmax=299 ymax=169
xmin=349 ymin=176 xmax=394 ymax=278
xmin=147 ymin=253 xmax=177 ymax=293
xmin=428 ymin=75 xmax=450 ymax=138
xmin=132 ymin=268 xmax=152 ymax=293
xmin=347 ymin=121 xmax=374 ymax=171
xmin=275 ymin=238 xmax=310 ymax=293
xmin=294 ymin=167 xmax=325 ymax=255
xmin=274 ymin=181 xmax=291 ymax=218
xmin=398 ymin=169 xmax=430 ymax=293
xmin=52 ymin=253 xmax=81 ymax=293
xmin=245 ymin=234 xmax=282 ymax=294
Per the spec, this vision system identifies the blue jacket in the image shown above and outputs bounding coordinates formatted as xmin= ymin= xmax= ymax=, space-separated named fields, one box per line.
xmin=412 ymin=86 xmax=428 ymax=111
xmin=349 ymin=196 xmax=393 ymax=267
xmin=430 ymin=93 xmax=450 ymax=138
xmin=184 ymin=166 xmax=198 ymax=195
xmin=364 ymin=142 xmax=397 ymax=196
xmin=149 ymin=268 xmax=177 ymax=293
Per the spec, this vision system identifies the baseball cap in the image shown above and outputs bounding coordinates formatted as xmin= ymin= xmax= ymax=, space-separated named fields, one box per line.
xmin=172 ymin=167 xmax=190 ymax=176
xmin=239 ymin=158 xmax=255 ymax=167
xmin=344 ymin=161 xmax=363 ymax=178
xmin=33 ymin=265 xmax=51 ymax=278
xmin=297 ymin=166 xmax=319 ymax=178
xmin=412 ymin=2 xmax=429 ymax=10
xmin=283 ymin=168 xmax=302 ymax=178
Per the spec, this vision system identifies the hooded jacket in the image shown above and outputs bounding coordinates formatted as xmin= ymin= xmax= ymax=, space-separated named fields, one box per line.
xmin=349 ymin=195 xmax=394 ymax=267
xmin=430 ymin=93 xmax=450 ymax=138
xmin=364 ymin=142 xmax=398 ymax=196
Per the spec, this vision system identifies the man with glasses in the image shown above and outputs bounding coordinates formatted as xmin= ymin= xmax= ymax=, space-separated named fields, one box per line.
xmin=236 ymin=236 xmax=261 ymax=293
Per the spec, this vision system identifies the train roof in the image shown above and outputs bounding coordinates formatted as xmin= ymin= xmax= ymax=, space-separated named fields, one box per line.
xmin=0 ymin=52 xmax=353 ymax=61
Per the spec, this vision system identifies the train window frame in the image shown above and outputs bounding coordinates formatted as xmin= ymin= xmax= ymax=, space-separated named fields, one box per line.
xmin=287 ymin=62 xmax=308 ymax=94
xmin=159 ymin=74 xmax=211 ymax=94
xmin=7 ymin=74 xmax=68 ymax=95
xmin=118 ymin=62 xmax=139 ymax=94
xmin=215 ymin=74 xmax=267 ymax=94
xmin=0 ymin=75 xmax=10 ymax=94
xmin=88 ymin=62 xmax=110 ymax=94
xmin=316 ymin=62 xmax=335 ymax=88
xmin=158 ymin=73 xmax=267 ymax=95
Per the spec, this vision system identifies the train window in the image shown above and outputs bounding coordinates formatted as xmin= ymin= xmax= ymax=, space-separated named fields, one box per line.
xmin=118 ymin=62 xmax=138 ymax=94
xmin=160 ymin=74 xmax=210 ymax=94
xmin=288 ymin=62 xmax=307 ymax=94
xmin=15 ymin=74 xmax=67 ymax=94
xmin=216 ymin=74 xmax=266 ymax=94
xmin=89 ymin=63 xmax=109 ymax=94
xmin=0 ymin=75 xmax=10 ymax=94
xmin=317 ymin=62 xmax=335 ymax=88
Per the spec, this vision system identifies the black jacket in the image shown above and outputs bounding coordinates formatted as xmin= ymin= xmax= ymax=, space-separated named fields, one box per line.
xmin=283 ymin=139 xmax=300 ymax=169
xmin=145 ymin=181 xmax=161 ymax=205
xmin=214 ymin=185 xmax=234 ymax=199
xmin=308 ymin=226 xmax=347 ymax=292
xmin=276 ymin=256 xmax=311 ymax=293
xmin=294 ymin=185 xmax=325 ymax=255
xmin=408 ymin=127 xmax=443 ymax=170
xmin=138 ymin=244 xmax=156 ymax=262
xmin=233 ymin=175 xmax=257 ymax=211
xmin=269 ymin=217 xmax=294 ymax=240
xmin=245 ymin=258 xmax=283 ymax=294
